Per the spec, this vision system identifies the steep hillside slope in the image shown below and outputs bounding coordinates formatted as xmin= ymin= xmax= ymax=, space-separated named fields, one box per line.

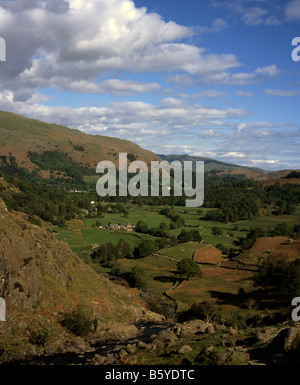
xmin=0 ymin=198 xmax=163 ymax=362
xmin=0 ymin=110 xmax=161 ymax=176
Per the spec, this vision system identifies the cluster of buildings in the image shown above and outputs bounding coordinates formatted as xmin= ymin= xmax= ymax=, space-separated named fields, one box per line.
xmin=106 ymin=223 xmax=136 ymax=232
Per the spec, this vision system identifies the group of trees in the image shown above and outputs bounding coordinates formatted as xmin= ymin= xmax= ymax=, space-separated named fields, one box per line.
xmin=0 ymin=172 xmax=98 ymax=226
xmin=28 ymin=150 xmax=94 ymax=185
xmin=91 ymin=239 xmax=132 ymax=266
xmin=177 ymin=229 xmax=203 ymax=243
xmin=202 ymin=179 xmax=300 ymax=223
xmin=160 ymin=208 xmax=185 ymax=227
xmin=238 ymin=223 xmax=296 ymax=251
xmin=254 ymin=259 xmax=300 ymax=298
xmin=135 ymin=220 xmax=170 ymax=237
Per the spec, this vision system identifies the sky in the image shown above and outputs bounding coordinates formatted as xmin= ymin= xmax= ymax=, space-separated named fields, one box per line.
xmin=0 ymin=0 xmax=299 ymax=171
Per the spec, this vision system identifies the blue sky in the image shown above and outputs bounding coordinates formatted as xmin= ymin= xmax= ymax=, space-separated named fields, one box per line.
xmin=0 ymin=0 xmax=299 ymax=170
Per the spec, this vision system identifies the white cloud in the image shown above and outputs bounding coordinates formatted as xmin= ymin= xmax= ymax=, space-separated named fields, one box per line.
xmin=198 ymin=18 xmax=228 ymax=32
xmin=265 ymin=89 xmax=300 ymax=97
xmin=99 ymin=79 xmax=161 ymax=95
xmin=0 ymin=0 xmax=281 ymax=100
xmin=255 ymin=65 xmax=279 ymax=77
xmin=285 ymin=0 xmax=300 ymax=20
xmin=219 ymin=152 xmax=247 ymax=158
xmin=237 ymin=121 xmax=293 ymax=133
xmin=235 ymin=90 xmax=254 ymax=97
xmin=179 ymin=90 xmax=228 ymax=99
xmin=0 ymin=0 xmax=196 ymax=99
xmin=248 ymin=159 xmax=279 ymax=165
xmin=241 ymin=7 xmax=268 ymax=26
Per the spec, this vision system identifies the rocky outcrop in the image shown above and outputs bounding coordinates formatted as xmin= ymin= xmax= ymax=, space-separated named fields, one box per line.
xmin=283 ymin=327 xmax=300 ymax=354
xmin=175 ymin=319 xmax=211 ymax=337
xmin=0 ymin=198 xmax=172 ymax=363
xmin=0 ymin=198 xmax=74 ymax=310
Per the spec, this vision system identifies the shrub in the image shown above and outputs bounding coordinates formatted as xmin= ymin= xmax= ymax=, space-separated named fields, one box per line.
xmin=29 ymin=326 xmax=51 ymax=346
xmin=212 ymin=227 xmax=222 ymax=236
xmin=128 ymin=266 xmax=147 ymax=289
xmin=190 ymin=301 xmax=221 ymax=324
xmin=61 ymin=306 xmax=94 ymax=337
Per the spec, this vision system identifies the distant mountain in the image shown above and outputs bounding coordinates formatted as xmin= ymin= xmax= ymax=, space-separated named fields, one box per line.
xmin=0 ymin=110 xmax=298 ymax=187
xmin=158 ymin=154 xmax=262 ymax=173
xmin=158 ymin=154 xmax=300 ymax=181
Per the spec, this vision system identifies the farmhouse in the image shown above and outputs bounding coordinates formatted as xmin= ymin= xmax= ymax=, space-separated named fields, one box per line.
xmin=108 ymin=224 xmax=120 ymax=230
xmin=124 ymin=223 xmax=135 ymax=232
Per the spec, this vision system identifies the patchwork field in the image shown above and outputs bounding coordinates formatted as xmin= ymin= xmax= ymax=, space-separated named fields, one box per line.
xmin=50 ymin=203 xmax=299 ymax=312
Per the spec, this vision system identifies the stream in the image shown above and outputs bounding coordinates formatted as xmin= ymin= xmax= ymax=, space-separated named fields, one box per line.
xmin=4 ymin=322 xmax=174 ymax=365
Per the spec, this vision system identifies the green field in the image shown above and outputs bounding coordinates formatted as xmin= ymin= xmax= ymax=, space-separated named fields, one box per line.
xmin=50 ymin=203 xmax=299 ymax=310
xmin=52 ymin=203 xmax=299 ymax=260
xmin=156 ymin=241 xmax=204 ymax=260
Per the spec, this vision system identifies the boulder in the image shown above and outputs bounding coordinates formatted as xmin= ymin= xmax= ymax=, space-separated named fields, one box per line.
xmin=126 ymin=343 xmax=137 ymax=354
xmin=154 ymin=330 xmax=178 ymax=343
xmin=118 ymin=349 xmax=128 ymax=359
xmin=215 ymin=324 xmax=227 ymax=332
xmin=177 ymin=345 xmax=193 ymax=355
xmin=206 ymin=325 xmax=215 ymax=334
xmin=137 ymin=341 xmax=147 ymax=349
xmin=194 ymin=345 xmax=215 ymax=363
xmin=179 ymin=320 xmax=210 ymax=337
xmin=284 ymin=327 xmax=300 ymax=354
xmin=91 ymin=322 xmax=139 ymax=343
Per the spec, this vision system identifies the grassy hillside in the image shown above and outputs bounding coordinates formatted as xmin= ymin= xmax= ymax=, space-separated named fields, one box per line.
xmin=0 ymin=110 xmax=161 ymax=182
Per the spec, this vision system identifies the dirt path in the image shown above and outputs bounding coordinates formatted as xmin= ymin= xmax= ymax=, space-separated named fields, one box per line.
xmin=153 ymin=253 xmax=180 ymax=262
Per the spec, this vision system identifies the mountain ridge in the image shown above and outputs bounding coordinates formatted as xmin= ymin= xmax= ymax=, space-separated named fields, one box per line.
xmin=0 ymin=110 xmax=298 ymax=184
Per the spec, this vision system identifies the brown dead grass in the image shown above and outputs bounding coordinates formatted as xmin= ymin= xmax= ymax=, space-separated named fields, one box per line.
xmin=193 ymin=245 xmax=223 ymax=265
xmin=237 ymin=237 xmax=300 ymax=266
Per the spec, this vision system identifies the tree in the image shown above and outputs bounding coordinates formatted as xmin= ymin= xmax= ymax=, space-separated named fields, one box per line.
xmin=177 ymin=229 xmax=193 ymax=243
xmin=136 ymin=220 xmax=149 ymax=234
xmin=128 ymin=266 xmax=147 ymax=289
xmin=254 ymin=259 xmax=300 ymax=298
xmin=212 ymin=227 xmax=222 ymax=236
xmin=133 ymin=240 xmax=156 ymax=258
xmin=270 ymin=222 xmax=293 ymax=238
xmin=190 ymin=230 xmax=203 ymax=242
xmin=116 ymin=239 xmax=132 ymax=259
xmin=177 ymin=258 xmax=202 ymax=279
xmin=190 ymin=301 xmax=221 ymax=324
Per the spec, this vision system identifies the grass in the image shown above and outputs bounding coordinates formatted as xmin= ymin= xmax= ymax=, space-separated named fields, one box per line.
xmin=157 ymin=241 xmax=204 ymax=260
xmin=50 ymin=203 xmax=299 ymax=312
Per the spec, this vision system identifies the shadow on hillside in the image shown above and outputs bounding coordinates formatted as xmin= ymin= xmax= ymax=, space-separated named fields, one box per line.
xmin=153 ymin=276 xmax=179 ymax=284
xmin=208 ymin=289 xmax=288 ymax=311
